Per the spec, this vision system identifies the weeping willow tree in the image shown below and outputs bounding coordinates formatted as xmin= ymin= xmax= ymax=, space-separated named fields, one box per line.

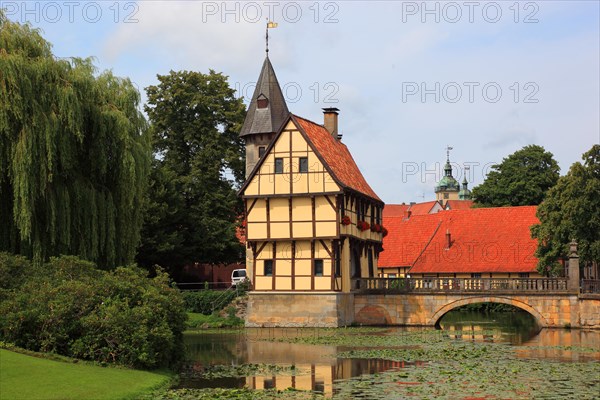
xmin=0 ymin=12 xmax=151 ymax=267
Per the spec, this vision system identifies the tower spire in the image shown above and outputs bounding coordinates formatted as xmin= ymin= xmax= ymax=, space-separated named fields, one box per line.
xmin=435 ymin=146 xmax=460 ymax=205
xmin=240 ymin=30 xmax=289 ymax=177
xmin=444 ymin=145 xmax=453 ymax=177
xmin=459 ymin=165 xmax=472 ymax=200
xmin=265 ymin=20 xmax=278 ymax=57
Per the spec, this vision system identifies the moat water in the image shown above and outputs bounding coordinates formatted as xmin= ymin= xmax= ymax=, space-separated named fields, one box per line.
xmin=180 ymin=310 xmax=600 ymax=398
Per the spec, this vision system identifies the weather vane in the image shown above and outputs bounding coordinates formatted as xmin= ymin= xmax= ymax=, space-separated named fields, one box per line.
xmin=266 ymin=19 xmax=278 ymax=56
xmin=446 ymin=145 xmax=453 ymax=161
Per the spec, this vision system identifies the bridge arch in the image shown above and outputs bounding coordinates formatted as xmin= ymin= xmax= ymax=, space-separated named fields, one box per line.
xmin=428 ymin=296 xmax=548 ymax=328
xmin=355 ymin=305 xmax=392 ymax=325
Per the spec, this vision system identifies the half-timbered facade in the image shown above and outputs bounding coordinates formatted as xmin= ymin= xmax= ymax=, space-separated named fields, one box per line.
xmin=238 ymin=56 xmax=383 ymax=326
xmin=240 ymin=113 xmax=384 ymax=294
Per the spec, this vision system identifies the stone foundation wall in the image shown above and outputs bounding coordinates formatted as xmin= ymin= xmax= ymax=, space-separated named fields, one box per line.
xmin=578 ymin=297 xmax=600 ymax=328
xmin=246 ymin=292 xmax=355 ymax=327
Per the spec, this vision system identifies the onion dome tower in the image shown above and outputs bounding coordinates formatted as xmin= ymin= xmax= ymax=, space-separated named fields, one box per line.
xmin=435 ymin=146 xmax=460 ymax=205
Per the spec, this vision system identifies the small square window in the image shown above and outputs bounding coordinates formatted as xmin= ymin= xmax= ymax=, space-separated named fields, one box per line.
xmin=314 ymin=381 xmax=325 ymax=393
xmin=314 ymin=259 xmax=324 ymax=276
xmin=275 ymin=158 xmax=283 ymax=174
xmin=263 ymin=379 xmax=275 ymax=389
xmin=258 ymin=146 xmax=266 ymax=158
xmin=471 ymin=273 xmax=482 ymax=278
xmin=518 ymin=272 xmax=530 ymax=278
xmin=299 ymin=157 xmax=308 ymax=173
xmin=264 ymin=260 xmax=273 ymax=276
xmin=444 ymin=193 xmax=449 ymax=199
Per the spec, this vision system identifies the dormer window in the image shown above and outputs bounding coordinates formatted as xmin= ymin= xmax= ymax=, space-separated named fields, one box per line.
xmin=257 ymin=94 xmax=269 ymax=109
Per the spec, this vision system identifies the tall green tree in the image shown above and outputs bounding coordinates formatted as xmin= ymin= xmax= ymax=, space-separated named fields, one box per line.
xmin=472 ymin=145 xmax=560 ymax=207
xmin=0 ymin=13 xmax=151 ymax=267
xmin=531 ymin=145 xmax=600 ymax=276
xmin=138 ymin=70 xmax=246 ymax=272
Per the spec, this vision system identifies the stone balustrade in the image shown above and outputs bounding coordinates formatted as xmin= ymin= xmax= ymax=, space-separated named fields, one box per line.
xmin=352 ymin=277 xmax=569 ymax=294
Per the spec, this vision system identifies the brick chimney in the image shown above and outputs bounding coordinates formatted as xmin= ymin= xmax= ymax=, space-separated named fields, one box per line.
xmin=323 ymin=107 xmax=340 ymax=139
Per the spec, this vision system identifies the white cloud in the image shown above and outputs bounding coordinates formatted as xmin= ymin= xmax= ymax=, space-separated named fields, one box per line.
xmin=103 ymin=2 xmax=269 ymax=75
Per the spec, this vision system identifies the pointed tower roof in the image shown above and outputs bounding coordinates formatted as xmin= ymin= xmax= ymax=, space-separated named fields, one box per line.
xmin=459 ymin=175 xmax=472 ymax=200
xmin=240 ymin=57 xmax=289 ymax=137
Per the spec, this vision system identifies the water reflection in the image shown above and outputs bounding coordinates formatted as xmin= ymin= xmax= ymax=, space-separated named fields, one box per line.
xmin=245 ymin=359 xmax=427 ymax=395
xmin=517 ymin=329 xmax=600 ymax=362
xmin=438 ymin=310 xmax=541 ymax=344
xmin=438 ymin=310 xmax=600 ymax=361
xmin=181 ymin=331 xmax=427 ymax=394
xmin=181 ymin=314 xmax=600 ymax=394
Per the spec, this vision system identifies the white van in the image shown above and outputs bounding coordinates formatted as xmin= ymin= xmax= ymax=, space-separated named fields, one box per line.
xmin=231 ymin=269 xmax=248 ymax=287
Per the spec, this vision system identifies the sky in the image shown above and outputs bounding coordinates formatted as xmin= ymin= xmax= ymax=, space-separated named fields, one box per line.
xmin=3 ymin=0 xmax=599 ymax=204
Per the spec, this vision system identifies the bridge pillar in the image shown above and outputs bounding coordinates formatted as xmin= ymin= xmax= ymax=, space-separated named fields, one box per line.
xmin=568 ymin=239 xmax=580 ymax=292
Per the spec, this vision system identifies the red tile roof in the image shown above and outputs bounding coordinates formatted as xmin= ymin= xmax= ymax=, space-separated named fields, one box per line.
xmin=379 ymin=214 xmax=443 ymax=267
xmin=293 ymin=115 xmax=381 ymax=202
xmin=445 ymin=200 xmax=474 ymax=210
xmin=383 ymin=204 xmax=410 ymax=218
xmin=408 ymin=201 xmax=440 ymax=215
xmin=379 ymin=206 xmax=540 ymax=274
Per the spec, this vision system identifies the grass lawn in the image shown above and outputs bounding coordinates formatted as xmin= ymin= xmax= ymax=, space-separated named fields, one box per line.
xmin=0 ymin=349 xmax=173 ymax=400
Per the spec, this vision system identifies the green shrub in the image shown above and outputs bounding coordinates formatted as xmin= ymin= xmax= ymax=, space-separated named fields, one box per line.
xmin=182 ymin=290 xmax=238 ymax=315
xmin=0 ymin=253 xmax=186 ymax=369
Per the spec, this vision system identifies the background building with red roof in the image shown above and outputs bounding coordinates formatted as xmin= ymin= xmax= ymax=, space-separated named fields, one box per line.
xmin=378 ymin=206 xmax=543 ymax=279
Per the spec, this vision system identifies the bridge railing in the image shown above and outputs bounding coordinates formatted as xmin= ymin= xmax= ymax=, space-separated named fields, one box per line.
xmin=352 ymin=277 xmax=569 ymax=293
xmin=581 ymin=280 xmax=600 ymax=294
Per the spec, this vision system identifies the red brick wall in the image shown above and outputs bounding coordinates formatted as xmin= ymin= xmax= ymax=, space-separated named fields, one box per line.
xmin=178 ymin=262 xmax=246 ymax=289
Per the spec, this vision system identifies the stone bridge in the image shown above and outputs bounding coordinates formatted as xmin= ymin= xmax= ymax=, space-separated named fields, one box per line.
xmin=353 ymin=278 xmax=600 ymax=329
xmin=245 ymin=277 xmax=600 ymax=328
